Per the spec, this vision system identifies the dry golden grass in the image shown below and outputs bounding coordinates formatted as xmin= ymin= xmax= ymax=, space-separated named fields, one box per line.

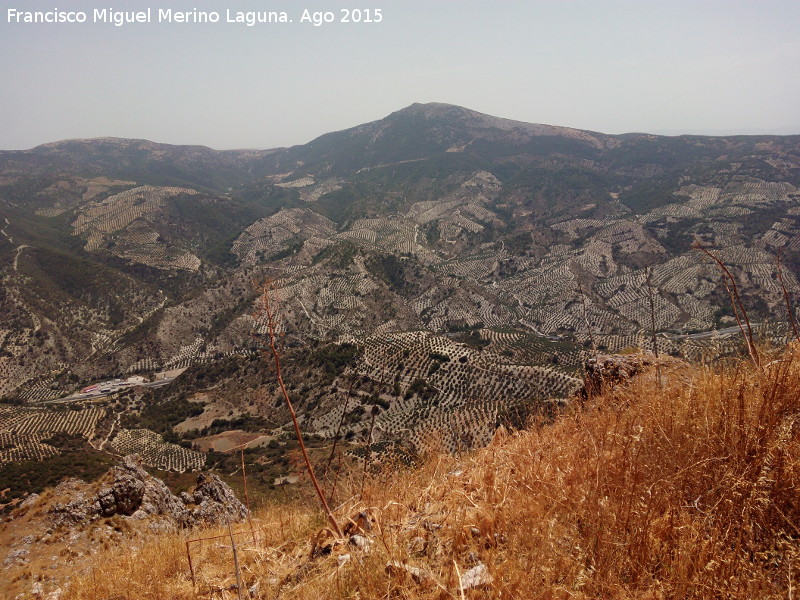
xmin=61 ymin=347 xmax=800 ymax=599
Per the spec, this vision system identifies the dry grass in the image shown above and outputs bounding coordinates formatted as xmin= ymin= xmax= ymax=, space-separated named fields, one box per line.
xmin=61 ymin=347 xmax=800 ymax=599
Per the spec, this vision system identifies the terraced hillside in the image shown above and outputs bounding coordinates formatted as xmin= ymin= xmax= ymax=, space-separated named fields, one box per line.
xmin=297 ymin=330 xmax=580 ymax=454
xmin=0 ymin=404 xmax=106 ymax=464
xmin=1 ymin=103 xmax=799 ymax=476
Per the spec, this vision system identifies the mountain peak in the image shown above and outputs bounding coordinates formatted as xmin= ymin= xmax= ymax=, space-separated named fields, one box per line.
xmin=387 ymin=102 xmax=617 ymax=150
xmin=392 ymin=102 xmax=508 ymax=124
xmin=395 ymin=102 xmax=475 ymax=117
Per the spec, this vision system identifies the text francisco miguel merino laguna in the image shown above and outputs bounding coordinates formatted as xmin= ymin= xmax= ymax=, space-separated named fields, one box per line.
xmin=6 ymin=7 xmax=298 ymax=27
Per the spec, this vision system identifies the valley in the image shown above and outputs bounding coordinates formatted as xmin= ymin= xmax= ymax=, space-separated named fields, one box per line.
xmin=1 ymin=102 xmax=799 ymax=502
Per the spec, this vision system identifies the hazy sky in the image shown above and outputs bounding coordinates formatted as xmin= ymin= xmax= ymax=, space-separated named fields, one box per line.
xmin=1 ymin=0 xmax=798 ymax=150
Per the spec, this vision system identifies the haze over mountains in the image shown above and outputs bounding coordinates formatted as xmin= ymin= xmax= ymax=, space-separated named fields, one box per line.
xmin=1 ymin=102 xmax=800 ymax=472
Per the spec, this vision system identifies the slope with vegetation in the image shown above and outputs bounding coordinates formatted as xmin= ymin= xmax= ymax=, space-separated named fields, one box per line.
xmin=8 ymin=343 xmax=794 ymax=599
xmin=2 ymin=102 xmax=800 ymax=512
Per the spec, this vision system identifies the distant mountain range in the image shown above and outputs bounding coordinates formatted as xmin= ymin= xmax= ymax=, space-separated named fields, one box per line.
xmin=2 ymin=102 xmax=800 ymax=468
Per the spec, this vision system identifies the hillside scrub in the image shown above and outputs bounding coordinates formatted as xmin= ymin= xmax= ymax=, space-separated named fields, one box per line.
xmin=59 ymin=346 xmax=799 ymax=599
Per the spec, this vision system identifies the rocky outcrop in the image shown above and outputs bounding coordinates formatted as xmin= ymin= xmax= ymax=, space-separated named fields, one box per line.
xmin=183 ymin=472 xmax=249 ymax=525
xmin=48 ymin=455 xmax=246 ymax=530
xmin=582 ymin=352 xmax=689 ymax=398
xmin=583 ymin=354 xmax=650 ymax=397
xmin=94 ymin=455 xmax=187 ymax=522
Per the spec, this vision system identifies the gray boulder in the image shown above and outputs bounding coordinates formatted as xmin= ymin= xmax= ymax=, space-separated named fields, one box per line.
xmin=187 ymin=472 xmax=249 ymax=525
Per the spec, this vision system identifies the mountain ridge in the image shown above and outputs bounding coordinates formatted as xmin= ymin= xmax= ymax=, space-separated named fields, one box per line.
xmin=2 ymin=101 xmax=800 ymax=511
xmin=7 ymin=102 xmax=800 ymax=157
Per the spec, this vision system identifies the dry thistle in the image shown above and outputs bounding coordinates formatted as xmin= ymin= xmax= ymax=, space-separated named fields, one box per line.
xmin=693 ymin=241 xmax=760 ymax=367
xmin=254 ymin=279 xmax=344 ymax=538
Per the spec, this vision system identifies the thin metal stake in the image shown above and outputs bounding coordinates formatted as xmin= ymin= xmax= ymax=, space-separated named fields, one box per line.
xmin=228 ymin=520 xmax=245 ymax=600
xmin=186 ymin=539 xmax=196 ymax=587
xmin=240 ymin=448 xmax=257 ymax=545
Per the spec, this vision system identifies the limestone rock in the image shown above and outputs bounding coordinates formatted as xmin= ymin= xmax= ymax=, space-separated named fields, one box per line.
xmin=583 ymin=352 xmax=688 ymax=397
xmin=337 ymin=553 xmax=351 ymax=567
xmin=19 ymin=493 xmax=39 ymax=510
xmin=583 ymin=353 xmax=650 ymax=397
xmin=349 ymin=534 xmax=373 ymax=554
xmin=30 ymin=581 xmax=44 ymax=598
xmin=47 ymin=455 xmax=246 ymax=530
xmin=88 ymin=455 xmax=187 ymax=524
xmin=187 ymin=473 xmax=248 ymax=526
xmin=4 ymin=547 xmax=29 ymax=566
xmin=48 ymin=479 xmax=95 ymax=528
xmin=460 ymin=562 xmax=493 ymax=589
xmin=386 ymin=561 xmax=432 ymax=585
